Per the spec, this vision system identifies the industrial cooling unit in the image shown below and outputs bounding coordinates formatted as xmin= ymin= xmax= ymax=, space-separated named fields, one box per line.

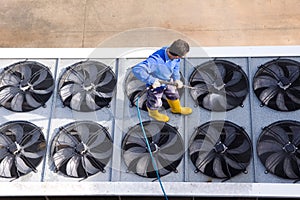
xmin=0 ymin=46 xmax=300 ymax=197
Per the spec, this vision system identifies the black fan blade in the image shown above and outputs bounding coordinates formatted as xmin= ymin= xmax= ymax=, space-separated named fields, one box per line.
xmin=254 ymin=59 xmax=300 ymax=111
xmin=0 ymin=62 xmax=54 ymax=112
xmin=291 ymin=126 xmax=300 ymax=145
xmin=286 ymin=91 xmax=300 ymax=104
xmin=223 ymin=155 xmax=246 ymax=170
xmin=258 ymin=87 xmax=278 ymax=104
xmin=257 ymin=120 xmax=300 ymax=179
xmin=25 ymin=93 xmax=41 ymax=110
xmin=0 ymin=121 xmax=46 ymax=178
xmin=195 ymin=150 xmax=215 ymax=172
xmin=59 ymin=61 xmax=116 ymax=112
xmin=267 ymin=125 xmax=290 ymax=144
xmin=17 ymin=65 xmax=32 ymax=84
xmin=264 ymin=151 xmax=285 ymax=173
xmin=52 ymin=121 xmax=112 ymax=178
xmin=135 ymin=155 xmax=151 ymax=176
xmin=253 ymin=75 xmax=278 ymax=90
xmin=11 ymin=93 xmax=24 ymax=112
xmin=189 ymin=121 xmax=252 ymax=179
xmin=65 ymin=155 xmax=82 ymax=177
xmin=257 ymin=140 xmax=283 ymax=155
xmin=213 ymin=156 xmax=228 ymax=178
xmin=283 ymin=157 xmax=299 ymax=179
xmin=224 ymin=71 xmax=242 ymax=87
xmin=122 ymin=121 xmax=183 ymax=178
xmin=190 ymin=60 xmax=249 ymax=111
xmin=226 ymin=139 xmax=250 ymax=154
xmin=0 ymin=155 xmax=14 ymax=177
xmin=53 ymin=148 xmax=75 ymax=170
xmin=222 ymin=128 xmax=237 ymax=146
xmin=0 ymin=87 xmax=18 ymax=105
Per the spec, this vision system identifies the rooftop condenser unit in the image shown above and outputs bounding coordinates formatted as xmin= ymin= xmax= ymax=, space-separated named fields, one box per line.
xmin=0 ymin=47 xmax=300 ymax=198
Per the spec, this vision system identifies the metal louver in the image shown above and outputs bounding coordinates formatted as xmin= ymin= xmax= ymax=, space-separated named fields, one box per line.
xmin=125 ymin=70 xmax=184 ymax=111
xmin=253 ymin=59 xmax=300 ymax=111
xmin=189 ymin=120 xmax=252 ymax=180
xmin=0 ymin=121 xmax=46 ymax=179
xmin=189 ymin=60 xmax=249 ymax=111
xmin=0 ymin=61 xmax=54 ymax=112
xmin=122 ymin=121 xmax=184 ymax=178
xmin=58 ymin=60 xmax=117 ymax=112
xmin=50 ymin=121 xmax=113 ymax=178
xmin=257 ymin=120 xmax=300 ymax=180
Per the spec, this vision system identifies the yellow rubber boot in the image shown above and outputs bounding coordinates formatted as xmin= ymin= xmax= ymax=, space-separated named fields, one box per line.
xmin=167 ymin=99 xmax=192 ymax=115
xmin=147 ymin=108 xmax=169 ymax=122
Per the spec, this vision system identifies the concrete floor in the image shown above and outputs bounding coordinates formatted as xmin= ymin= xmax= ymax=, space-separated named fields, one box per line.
xmin=0 ymin=0 xmax=300 ymax=47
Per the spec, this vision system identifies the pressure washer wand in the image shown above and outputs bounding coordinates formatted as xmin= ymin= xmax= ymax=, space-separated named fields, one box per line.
xmin=159 ymin=80 xmax=197 ymax=89
xmin=134 ymin=80 xmax=197 ymax=103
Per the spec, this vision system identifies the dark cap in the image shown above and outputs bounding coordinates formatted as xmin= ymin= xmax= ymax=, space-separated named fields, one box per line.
xmin=168 ymin=39 xmax=190 ymax=57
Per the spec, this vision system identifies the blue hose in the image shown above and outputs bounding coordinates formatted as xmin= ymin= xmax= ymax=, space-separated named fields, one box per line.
xmin=136 ymin=97 xmax=168 ymax=200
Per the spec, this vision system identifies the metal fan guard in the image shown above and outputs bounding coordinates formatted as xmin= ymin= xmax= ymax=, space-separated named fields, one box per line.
xmin=0 ymin=120 xmax=46 ymax=178
xmin=50 ymin=121 xmax=113 ymax=178
xmin=257 ymin=120 xmax=300 ymax=179
xmin=122 ymin=121 xmax=184 ymax=178
xmin=188 ymin=120 xmax=252 ymax=180
xmin=0 ymin=61 xmax=54 ymax=112
xmin=58 ymin=60 xmax=117 ymax=112
xmin=189 ymin=60 xmax=249 ymax=111
xmin=253 ymin=59 xmax=300 ymax=111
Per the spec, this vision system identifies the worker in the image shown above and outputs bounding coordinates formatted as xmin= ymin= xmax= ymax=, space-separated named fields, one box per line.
xmin=132 ymin=39 xmax=192 ymax=122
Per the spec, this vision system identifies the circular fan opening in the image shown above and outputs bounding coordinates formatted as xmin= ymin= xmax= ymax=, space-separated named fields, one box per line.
xmin=257 ymin=120 xmax=300 ymax=180
xmin=0 ymin=61 xmax=55 ymax=112
xmin=122 ymin=121 xmax=184 ymax=178
xmin=51 ymin=121 xmax=113 ymax=178
xmin=125 ymin=70 xmax=184 ymax=111
xmin=189 ymin=60 xmax=249 ymax=111
xmin=58 ymin=60 xmax=117 ymax=112
xmin=0 ymin=121 xmax=46 ymax=179
xmin=188 ymin=120 xmax=252 ymax=180
xmin=253 ymin=59 xmax=300 ymax=111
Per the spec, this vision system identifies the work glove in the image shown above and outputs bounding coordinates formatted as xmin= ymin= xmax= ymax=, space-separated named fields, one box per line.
xmin=175 ymin=80 xmax=183 ymax=88
xmin=152 ymin=79 xmax=161 ymax=89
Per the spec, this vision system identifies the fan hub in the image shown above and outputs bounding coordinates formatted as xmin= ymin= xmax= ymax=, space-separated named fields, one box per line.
xmin=214 ymin=141 xmax=228 ymax=153
xmin=83 ymin=83 xmax=95 ymax=91
xmin=148 ymin=142 xmax=159 ymax=153
xmin=19 ymin=83 xmax=32 ymax=91
xmin=75 ymin=142 xmax=88 ymax=155
xmin=7 ymin=142 xmax=21 ymax=155
xmin=278 ymin=80 xmax=291 ymax=90
xmin=213 ymin=80 xmax=225 ymax=91
xmin=283 ymin=142 xmax=297 ymax=153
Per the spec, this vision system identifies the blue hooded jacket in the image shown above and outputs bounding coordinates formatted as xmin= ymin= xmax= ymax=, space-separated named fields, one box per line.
xmin=132 ymin=47 xmax=181 ymax=86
